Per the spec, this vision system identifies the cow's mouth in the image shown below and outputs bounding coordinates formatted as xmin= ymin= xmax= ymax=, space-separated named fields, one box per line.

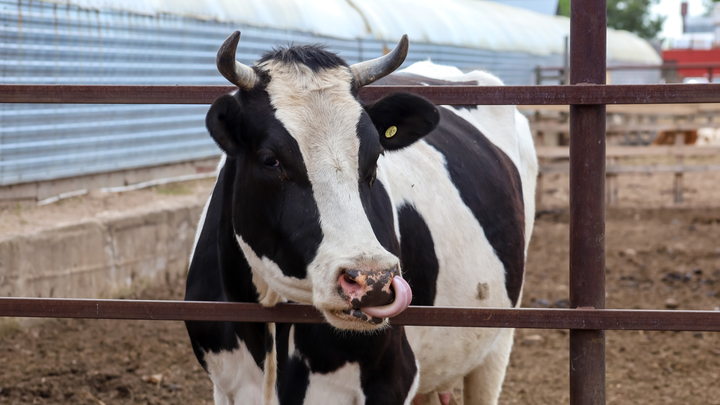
xmin=329 ymin=276 xmax=413 ymax=327
xmin=357 ymin=276 xmax=413 ymax=318
xmin=340 ymin=308 xmax=384 ymax=324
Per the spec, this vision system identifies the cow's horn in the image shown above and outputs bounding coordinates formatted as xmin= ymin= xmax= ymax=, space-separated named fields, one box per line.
xmin=350 ymin=35 xmax=409 ymax=88
xmin=217 ymin=31 xmax=259 ymax=90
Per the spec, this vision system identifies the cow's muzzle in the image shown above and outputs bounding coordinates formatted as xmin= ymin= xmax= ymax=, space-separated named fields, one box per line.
xmin=338 ymin=268 xmax=413 ymax=319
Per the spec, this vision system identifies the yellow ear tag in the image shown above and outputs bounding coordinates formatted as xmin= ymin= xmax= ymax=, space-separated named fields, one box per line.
xmin=385 ymin=126 xmax=397 ymax=138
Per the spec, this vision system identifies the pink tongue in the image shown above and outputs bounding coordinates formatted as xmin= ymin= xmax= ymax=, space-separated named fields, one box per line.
xmin=360 ymin=276 xmax=413 ymax=318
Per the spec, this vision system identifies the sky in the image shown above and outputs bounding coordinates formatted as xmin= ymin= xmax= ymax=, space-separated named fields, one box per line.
xmin=652 ymin=0 xmax=707 ymax=39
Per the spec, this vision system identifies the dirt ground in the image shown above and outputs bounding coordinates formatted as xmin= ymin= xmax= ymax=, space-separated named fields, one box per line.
xmin=0 ymin=278 xmax=214 ymax=405
xmin=502 ymin=206 xmax=720 ymax=405
xmin=2 ymin=172 xmax=720 ymax=404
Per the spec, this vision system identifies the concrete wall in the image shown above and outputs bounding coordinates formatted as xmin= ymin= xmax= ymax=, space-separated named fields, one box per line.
xmin=0 ymin=200 xmax=203 ymax=299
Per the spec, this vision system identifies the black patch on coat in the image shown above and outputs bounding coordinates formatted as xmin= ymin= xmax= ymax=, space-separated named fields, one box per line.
xmin=205 ymin=87 xmax=325 ymax=280
xmin=280 ymin=324 xmax=417 ymax=405
xmin=257 ymin=44 xmax=348 ymax=73
xmin=425 ymin=109 xmax=526 ymax=306
xmin=356 ymin=112 xmax=401 ymax=256
xmin=361 ymin=331 xmax=418 ymax=405
xmin=397 ymin=204 xmax=440 ymax=306
xmin=184 ymin=162 xmax=272 ymax=370
xmin=275 ymin=323 xmax=291 ymax=370
xmin=278 ymin=356 xmax=310 ymax=405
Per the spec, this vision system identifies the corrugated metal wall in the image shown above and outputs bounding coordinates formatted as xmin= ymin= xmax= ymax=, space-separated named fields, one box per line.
xmin=0 ymin=0 xmax=566 ymax=187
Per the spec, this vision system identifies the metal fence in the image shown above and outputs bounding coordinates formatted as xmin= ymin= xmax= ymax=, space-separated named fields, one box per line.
xmin=537 ymin=62 xmax=720 ymax=85
xmin=536 ymin=62 xmax=663 ymax=85
xmin=1 ymin=1 xmax=719 ymax=404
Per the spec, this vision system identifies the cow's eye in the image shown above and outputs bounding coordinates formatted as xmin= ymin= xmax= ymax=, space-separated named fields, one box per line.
xmin=263 ymin=156 xmax=280 ymax=168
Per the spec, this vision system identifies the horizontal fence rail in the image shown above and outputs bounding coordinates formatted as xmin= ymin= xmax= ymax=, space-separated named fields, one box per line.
xmin=540 ymin=163 xmax=720 ymax=174
xmin=2 ymin=298 xmax=720 ymax=331
xmin=537 ymin=145 xmax=720 ymax=158
xmin=539 ymin=62 xmax=720 ymax=71
xmin=4 ymin=83 xmax=720 ymax=105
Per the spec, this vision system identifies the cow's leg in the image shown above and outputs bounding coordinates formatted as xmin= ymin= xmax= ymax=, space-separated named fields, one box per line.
xmin=462 ymin=328 xmax=514 ymax=405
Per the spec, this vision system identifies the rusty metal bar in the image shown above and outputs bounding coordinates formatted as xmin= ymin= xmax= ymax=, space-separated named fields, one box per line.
xmin=2 ymin=298 xmax=720 ymax=331
xmin=539 ymin=62 xmax=720 ymax=71
xmin=0 ymin=85 xmax=235 ymax=105
xmin=3 ymin=84 xmax=720 ymax=105
xmin=569 ymin=0 xmax=607 ymax=404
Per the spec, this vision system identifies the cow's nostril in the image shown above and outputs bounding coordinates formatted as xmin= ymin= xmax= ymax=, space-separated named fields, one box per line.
xmin=343 ymin=272 xmax=358 ymax=286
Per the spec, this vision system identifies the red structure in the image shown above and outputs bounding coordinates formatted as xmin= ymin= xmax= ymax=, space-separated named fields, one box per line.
xmin=663 ymin=48 xmax=720 ymax=79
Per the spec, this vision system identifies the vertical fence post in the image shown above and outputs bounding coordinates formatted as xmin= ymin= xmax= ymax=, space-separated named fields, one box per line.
xmin=674 ymin=133 xmax=685 ymax=204
xmin=562 ymin=35 xmax=570 ymax=85
xmin=569 ymin=0 xmax=607 ymax=404
xmin=606 ymin=156 xmax=618 ymax=206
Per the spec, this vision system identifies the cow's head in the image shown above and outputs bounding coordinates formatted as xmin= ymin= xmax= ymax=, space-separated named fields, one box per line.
xmin=207 ymin=32 xmax=439 ymax=331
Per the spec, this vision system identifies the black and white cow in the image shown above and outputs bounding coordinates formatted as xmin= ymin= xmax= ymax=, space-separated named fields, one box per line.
xmin=185 ymin=31 xmax=537 ymax=405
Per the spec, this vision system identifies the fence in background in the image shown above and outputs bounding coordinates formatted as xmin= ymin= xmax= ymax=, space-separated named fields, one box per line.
xmin=536 ymin=62 xmax=720 ymax=85
xmin=536 ymin=143 xmax=720 ymax=206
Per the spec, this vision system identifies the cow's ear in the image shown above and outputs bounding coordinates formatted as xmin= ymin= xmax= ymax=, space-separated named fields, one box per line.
xmin=364 ymin=92 xmax=440 ymax=151
xmin=206 ymin=95 xmax=244 ymax=156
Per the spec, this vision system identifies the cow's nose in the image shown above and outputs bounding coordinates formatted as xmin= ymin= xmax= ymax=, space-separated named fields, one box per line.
xmin=338 ymin=268 xmax=399 ymax=308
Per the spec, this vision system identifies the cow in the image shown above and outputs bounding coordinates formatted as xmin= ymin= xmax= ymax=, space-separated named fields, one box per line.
xmin=185 ymin=31 xmax=537 ymax=405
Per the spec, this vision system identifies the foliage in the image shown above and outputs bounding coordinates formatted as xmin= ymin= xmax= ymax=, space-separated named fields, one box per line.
xmin=557 ymin=0 xmax=570 ymax=17
xmin=556 ymin=0 xmax=666 ymax=40
xmin=607 ymin=0 xmax=666 ymax=39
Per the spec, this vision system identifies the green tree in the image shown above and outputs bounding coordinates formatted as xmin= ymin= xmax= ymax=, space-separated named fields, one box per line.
xmin=557 ymin=0 xmax=666 ymax=40
xmin=557 ymin=0 xmax=570 ymax=17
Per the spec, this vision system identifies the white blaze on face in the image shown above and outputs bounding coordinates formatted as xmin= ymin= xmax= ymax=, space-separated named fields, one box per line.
xmin=260 ymin=60 xmax=399 ymax=313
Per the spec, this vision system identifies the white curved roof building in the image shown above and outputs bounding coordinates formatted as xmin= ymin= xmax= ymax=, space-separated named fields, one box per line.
xmin=45 ymin=0 xmax=661 ymax=65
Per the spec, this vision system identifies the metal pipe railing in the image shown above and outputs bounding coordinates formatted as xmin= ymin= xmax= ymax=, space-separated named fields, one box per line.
xmin=569 ymin=1 xmax=607 ymax=404
xmin=3 ymin=83 xmax=720 ymax=105
xmin=1 ymin=298 xmax=720 ymax=331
